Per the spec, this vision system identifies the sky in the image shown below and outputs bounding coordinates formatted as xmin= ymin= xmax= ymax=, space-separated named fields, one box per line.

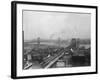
xmin=23 ymin=10 xmax=91 ymax=40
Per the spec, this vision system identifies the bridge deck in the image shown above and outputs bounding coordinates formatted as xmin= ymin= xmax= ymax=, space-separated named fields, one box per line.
xmin=44 ymin=52 xmax=64 ymax=68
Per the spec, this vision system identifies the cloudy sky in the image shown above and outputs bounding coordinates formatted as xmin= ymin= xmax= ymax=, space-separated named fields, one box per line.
xmin=23 ymin=10 xmax=91 ymax=40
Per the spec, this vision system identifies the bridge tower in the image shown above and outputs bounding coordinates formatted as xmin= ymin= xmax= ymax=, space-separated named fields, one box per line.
xmin=37 ymin=37 xmax=40 ymax=48
xmin=58 ymin=37 xmax=61 ymax=47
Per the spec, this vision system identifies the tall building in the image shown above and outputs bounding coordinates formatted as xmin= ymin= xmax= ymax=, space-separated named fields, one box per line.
xmin=70 ymin=38 xmax=79 ymax=50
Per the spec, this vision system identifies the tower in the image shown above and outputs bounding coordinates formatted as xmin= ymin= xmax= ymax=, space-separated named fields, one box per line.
xmin=58 ymin=37 xmax=61 ymax=47
xmin=70 ymin=38 xmax=79 ymax=50
xmin=37 ymin=37 xmax=40 ymax=48
xmin=70 ymin=38 xmax=77 ymax=50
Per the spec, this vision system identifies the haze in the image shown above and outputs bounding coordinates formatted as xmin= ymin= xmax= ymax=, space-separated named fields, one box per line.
xmin=23 ymin=10 xmax=91 ymax=40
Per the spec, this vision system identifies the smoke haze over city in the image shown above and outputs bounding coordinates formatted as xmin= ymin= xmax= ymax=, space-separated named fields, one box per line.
xmin=23 ymin=11 xmax=91 ymax=40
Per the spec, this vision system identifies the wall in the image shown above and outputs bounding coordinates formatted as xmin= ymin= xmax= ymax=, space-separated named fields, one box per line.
xmin=0 ymin=0 xmax=99 ymax=80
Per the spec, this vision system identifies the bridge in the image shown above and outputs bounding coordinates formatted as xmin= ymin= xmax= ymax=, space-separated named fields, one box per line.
xmin=40 ymin=48 xmax=71 ymax=68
